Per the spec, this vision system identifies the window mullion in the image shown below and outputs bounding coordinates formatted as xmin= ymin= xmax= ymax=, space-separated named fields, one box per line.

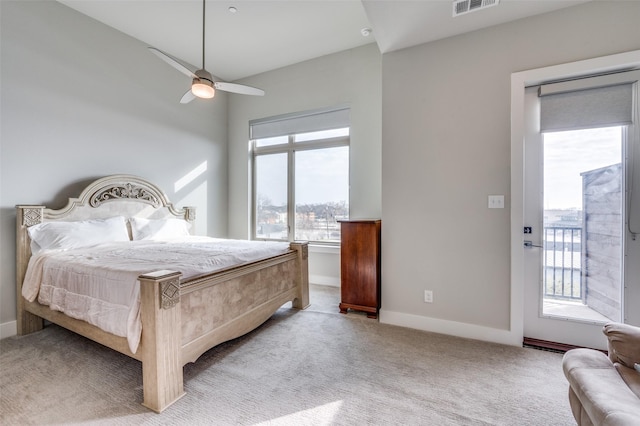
xmin=253 ymin=144 xmax=288 ymax=156
xmin=287 ymin=135 xmax=296 ymax=242
xmin=254 ymin=136 xmax=348 ymax=155
xmin=251 ymin=143 xmax=257 ymax=240
xmin=292 ymin=137 xmax=350 ymax=151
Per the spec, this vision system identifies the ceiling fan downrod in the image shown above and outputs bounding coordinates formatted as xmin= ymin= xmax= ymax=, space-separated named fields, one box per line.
xmin=191 ymin=0 xmax=215 ymax=98
xmin=201 ymin=0 xmax=206 ymax=71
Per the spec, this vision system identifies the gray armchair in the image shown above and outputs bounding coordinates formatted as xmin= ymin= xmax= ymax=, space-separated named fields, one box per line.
xmin=562 ymin=322 xmax=640 ymax=425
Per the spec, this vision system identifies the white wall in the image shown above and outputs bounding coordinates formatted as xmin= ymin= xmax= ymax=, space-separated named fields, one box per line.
xmin=0 ymin=1 xmax=229 ymax=334
xmin=227 ymin=43 xmax=382 ymax=284
xmin=380 ymin=1 xmax=640 ymax=343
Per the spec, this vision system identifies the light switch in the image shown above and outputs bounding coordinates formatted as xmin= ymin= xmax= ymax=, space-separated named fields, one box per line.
xmin=488 ymin=195 xmax=504 ymax=209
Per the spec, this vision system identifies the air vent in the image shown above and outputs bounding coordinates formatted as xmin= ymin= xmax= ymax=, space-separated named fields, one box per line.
xmin=453 ymin=0 xmax=499 ymax=17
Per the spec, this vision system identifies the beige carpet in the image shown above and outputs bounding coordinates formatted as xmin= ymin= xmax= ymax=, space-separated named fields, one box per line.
xmin=1 ymin=285 xmax=575 ymax=425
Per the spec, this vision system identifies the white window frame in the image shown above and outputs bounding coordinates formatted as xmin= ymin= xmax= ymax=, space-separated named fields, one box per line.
xmin=250 ymin=108 xmax=350 ymax=244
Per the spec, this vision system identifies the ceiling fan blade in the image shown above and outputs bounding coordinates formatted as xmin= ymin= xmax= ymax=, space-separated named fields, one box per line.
xmin=214 ymin=82 xmax=265 ymax=96
xmin=180 ymin=90 xmax=196 ymax=104
xmin=148 ymin=47 xmax=197 ymax=79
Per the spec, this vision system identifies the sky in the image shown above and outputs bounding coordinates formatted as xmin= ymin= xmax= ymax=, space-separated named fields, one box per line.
xmin=255 ymin=129 xmax=350 ymax=207
xmin=256 ymin=146 xmax=349 ymax=206
xmin=543 ymin=126 xmax=622 ymax=210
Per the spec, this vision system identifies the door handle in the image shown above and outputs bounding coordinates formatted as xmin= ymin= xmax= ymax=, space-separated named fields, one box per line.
xmin=524 ymin=240 xmax=543 ymax=248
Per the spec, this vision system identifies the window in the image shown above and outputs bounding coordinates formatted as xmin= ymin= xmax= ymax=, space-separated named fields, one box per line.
xmin=250 ymin=107 xmax=350 ymax=244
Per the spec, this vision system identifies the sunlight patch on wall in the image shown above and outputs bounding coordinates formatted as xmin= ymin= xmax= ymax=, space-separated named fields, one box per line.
xmin=174 ymin=180 xmax=207 ymax=236
xmin=175 ymin=161 xmax=208 ymax=193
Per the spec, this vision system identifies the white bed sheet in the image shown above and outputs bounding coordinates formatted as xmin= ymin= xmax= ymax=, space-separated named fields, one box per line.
xmin=22 ymin=237 xmax=291 ymax=353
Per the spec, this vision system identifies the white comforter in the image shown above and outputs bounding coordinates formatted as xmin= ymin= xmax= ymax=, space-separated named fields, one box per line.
xmin=22 ymin=237 xmax=290 ymax=353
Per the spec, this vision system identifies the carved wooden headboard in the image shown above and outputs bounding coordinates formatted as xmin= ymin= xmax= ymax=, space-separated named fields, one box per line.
xmin=16 ymin=174 xmax=196 ymax=295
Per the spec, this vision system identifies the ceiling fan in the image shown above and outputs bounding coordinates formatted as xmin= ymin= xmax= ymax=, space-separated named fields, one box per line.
xmin=148 ymin=0 xmax=264 ymax=103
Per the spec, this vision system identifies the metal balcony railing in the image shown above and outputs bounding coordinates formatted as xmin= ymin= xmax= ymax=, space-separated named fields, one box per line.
xmin=543 ymin=226 xmax=582 ymax=300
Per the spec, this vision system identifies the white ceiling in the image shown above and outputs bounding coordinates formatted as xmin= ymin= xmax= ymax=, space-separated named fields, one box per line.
xmin=57 ymin=0 xmax=590 ymax=82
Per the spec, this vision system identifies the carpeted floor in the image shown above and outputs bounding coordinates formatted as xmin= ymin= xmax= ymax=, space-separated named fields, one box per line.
xmin=0 ymin=285 xmax=575 ymax=425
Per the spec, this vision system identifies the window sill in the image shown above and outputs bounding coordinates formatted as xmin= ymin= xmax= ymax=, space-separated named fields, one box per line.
xmin=309 ymin=244 xmax=340 ymax=255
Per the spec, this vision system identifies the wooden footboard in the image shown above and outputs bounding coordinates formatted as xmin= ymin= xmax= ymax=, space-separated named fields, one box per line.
xmin=17 ymin=239 xmax=309 ymax=413
xmin=141 ymin=241 xmax=309 ymax=412
xmin=180 ymin=241 xmax=309 ymax=364
xmin=15 ymin=175 xmax=310 ymax=413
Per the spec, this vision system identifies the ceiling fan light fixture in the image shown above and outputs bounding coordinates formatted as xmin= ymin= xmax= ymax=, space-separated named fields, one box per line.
xmin=191 ymin=79 xmax=215 ymax=98
xmin=149 ymin=0 xmax=264 ymax=103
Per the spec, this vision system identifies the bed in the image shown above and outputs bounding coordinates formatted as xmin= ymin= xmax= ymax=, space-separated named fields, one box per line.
xmin=15 ymin=174 xmax=309 ymax=413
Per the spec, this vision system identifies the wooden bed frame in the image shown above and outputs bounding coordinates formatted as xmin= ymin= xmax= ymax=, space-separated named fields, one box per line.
xmin=15 ymin=174 xmax=309 ymax=413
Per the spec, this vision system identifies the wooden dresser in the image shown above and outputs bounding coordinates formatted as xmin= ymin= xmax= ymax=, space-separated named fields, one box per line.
xmin=338 ymin=219 xmax=381 ymax=319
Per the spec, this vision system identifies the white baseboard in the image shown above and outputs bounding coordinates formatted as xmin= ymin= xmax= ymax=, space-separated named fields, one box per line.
xmin=2 ymin=309 xmax=521 ymax=347
xmin=379 ymin=309 xmax=522 ymax=347
xmin=309 ymin=275 xmax=340 ymax=287
xmin=1 ymin=320 xmax=17 ymax=339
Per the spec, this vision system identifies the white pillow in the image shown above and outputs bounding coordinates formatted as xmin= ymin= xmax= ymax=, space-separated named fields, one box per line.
xmin=129 ymin=217 xmax=191 ymax=240
xmin=28 ymin=216 xmax=130 ymax=254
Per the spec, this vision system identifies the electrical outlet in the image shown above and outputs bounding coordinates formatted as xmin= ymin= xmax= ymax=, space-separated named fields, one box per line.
xmin=424 ymin=290 xmax=433 ymax=303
